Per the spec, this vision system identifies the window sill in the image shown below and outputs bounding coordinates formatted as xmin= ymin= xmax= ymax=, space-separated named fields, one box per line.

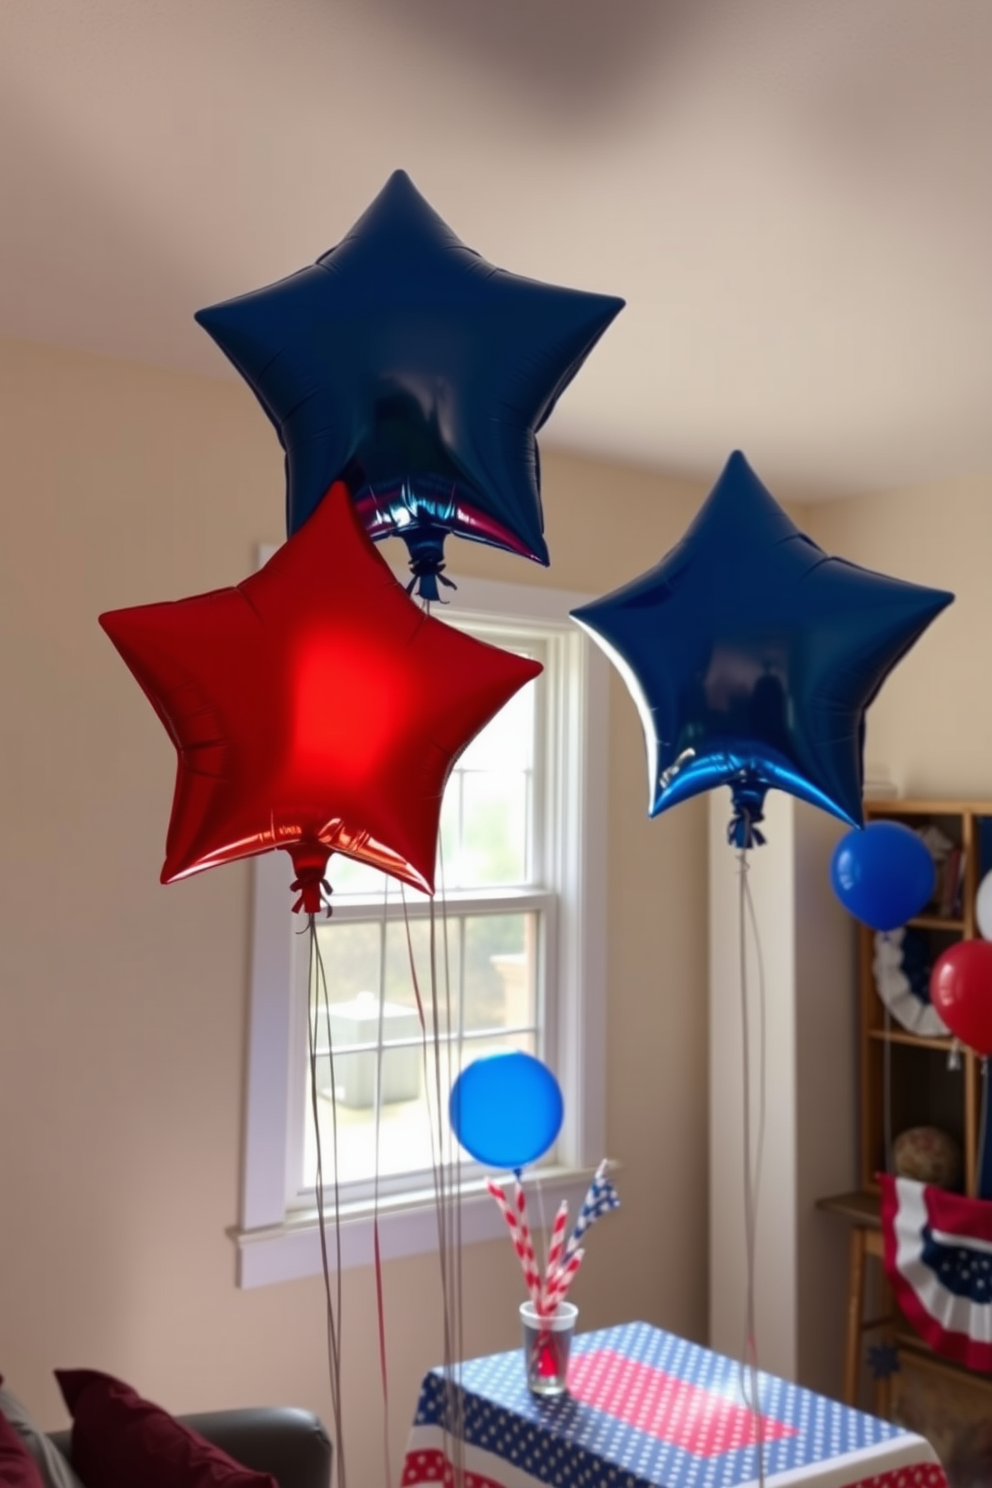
xmin=230 ymin=1166 xmax=601 ymax=1289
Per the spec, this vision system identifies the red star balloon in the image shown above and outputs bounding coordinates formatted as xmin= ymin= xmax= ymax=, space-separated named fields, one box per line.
xmin=100 ymin=482 xmax=542 ymax=910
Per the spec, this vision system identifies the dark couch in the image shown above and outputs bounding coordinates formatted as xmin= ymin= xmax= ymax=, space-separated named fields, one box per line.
xmin=46 ymin=1406 xmax=333 ymax=1488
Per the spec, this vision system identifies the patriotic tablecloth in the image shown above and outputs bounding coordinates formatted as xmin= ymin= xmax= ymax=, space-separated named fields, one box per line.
xmin=401 ymin=1321 xmax=947 ymax=1488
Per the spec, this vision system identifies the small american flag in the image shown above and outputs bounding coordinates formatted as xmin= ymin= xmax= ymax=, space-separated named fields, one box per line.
xmin=564 ymin=1161 xmax=621 ymax=1265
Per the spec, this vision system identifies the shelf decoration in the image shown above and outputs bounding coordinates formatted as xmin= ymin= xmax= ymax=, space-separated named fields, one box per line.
xmin=892 ymin=1126 xmax=963 ymax=1189
xmin=873 ymin=929 xmax=949 ymax=1038
xmin=881 ymin=1173 xmax=992 ymax=1372
xmin=852 ymin=801 xmax=992 ymax=1201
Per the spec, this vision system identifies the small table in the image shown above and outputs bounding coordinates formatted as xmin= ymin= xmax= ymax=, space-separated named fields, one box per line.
xmin=401 ymin=1320 xmax=946 ymax=1487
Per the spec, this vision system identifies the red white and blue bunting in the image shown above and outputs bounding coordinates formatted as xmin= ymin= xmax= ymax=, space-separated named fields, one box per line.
xmin=881 ymin=1172 xmax=992 ymax=1372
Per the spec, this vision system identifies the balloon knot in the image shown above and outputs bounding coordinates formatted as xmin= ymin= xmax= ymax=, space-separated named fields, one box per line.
xmin=405 ymin=561 xmax=457 ymax=605
xmin=401 ymin=516 xmax=458 ymax=603
xmin=728 ymin=776 xmax=768 ymax=850
xmin=285 ymin=843 xmax=333 ymax=917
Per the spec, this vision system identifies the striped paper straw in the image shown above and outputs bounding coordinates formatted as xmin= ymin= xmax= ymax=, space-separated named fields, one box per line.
xmin=486 ymin=1179 xmax=541 ymax=1308
xmin=564 ymin=1161 xmax=620 ymax=1265
xmin=542 ymin=1200 xmax=570 ymax=1310
xmin=545 ymin=1247 xmax=584 ymax=1312
xmin=514 ymin=1177 xmax=545 ymax=1314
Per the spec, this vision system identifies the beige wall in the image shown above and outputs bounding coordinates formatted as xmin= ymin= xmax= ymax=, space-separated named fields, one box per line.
xmin=0 ymin=337 xmax=710 ymax=1482
xmin=805 ymin=476 xmax=992 ymax=800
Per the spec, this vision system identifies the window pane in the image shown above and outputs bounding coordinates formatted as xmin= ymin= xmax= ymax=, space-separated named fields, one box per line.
xmin=450 ymin=770 xmax=529 ymax=887
xmin=383 ymin=915 xmax=455 ymax=1036
xmin=304 ymin=1044 xmax=447 ymax=1185
xmin=438 ymin=777 xmax=461 ymax=887
xmin=463 ymin=913 xmax=537 ymax=1034
xmin=302 ymin=909 xmax=543 ymax=1189
xmin=324 ymin=852 xmax=387 ymax=898
xmin=457 ymin=673 xmax=536 ymax=772
xmin=311 ymin=987 xmax=425 ymax=1056
xmin=303 ymin=1029 xmax=541 ymax=1189
xmin=311 ymin=916 xmax=454 ymax=1039
xmin=312 ymin=920 xmax=380 ymax=1006
xmin=458 ymin=1030 xmax=537 ymax=1068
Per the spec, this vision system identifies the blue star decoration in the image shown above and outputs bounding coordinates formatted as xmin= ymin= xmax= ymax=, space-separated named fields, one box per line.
xmin=867 ymin=1342 xmax=900 ymax=1380
xmin=196 ymin=170 xmax=624 ymax=599
xmin=571 ymin=452 xmax=953 ymax=847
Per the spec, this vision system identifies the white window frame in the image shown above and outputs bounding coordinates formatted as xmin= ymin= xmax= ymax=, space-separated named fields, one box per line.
xmin=232 ymin=572 xmax=608 ymax=1288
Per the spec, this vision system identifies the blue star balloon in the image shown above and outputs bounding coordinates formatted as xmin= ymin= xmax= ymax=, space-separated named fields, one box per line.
xmin=571 ymin=452 xmax=953 ymax=847
xmin=196 ymin=171 xmax=624 ymax=600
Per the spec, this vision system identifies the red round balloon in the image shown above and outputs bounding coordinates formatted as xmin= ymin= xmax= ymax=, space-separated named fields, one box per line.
xmin=930 ymin=940 xmax=992 ymax=1058
xmin=100 ymin=482 xmax=542 ymax=909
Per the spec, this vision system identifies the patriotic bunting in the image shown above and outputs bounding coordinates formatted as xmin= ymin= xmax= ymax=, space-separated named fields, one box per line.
xmin=881 ymin=1172 xmax=992 ymax=1372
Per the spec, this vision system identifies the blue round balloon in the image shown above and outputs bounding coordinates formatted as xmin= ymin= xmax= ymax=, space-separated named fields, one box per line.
xmin=449 ymin=1052 xmax=563 ymax=1171
xmin=830 ymin=821 xmax=936 ymax=932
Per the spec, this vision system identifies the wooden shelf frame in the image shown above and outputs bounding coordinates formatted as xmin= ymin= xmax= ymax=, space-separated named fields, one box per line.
xmin=866 ymin=1028 xmax=955 ymax=1053
xmin=859 ymin=799 xmax=992 ymax=1198
xmin=907 ymin=914 xmax=965 ymax=931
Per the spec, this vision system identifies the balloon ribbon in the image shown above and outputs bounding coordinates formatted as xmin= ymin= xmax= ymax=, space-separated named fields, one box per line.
xmin=288 ymin=843 xmax=333 ymax=915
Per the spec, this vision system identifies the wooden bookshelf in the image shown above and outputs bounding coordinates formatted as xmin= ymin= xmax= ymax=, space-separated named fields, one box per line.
xmin=859 ymin=798 xmax=992 ymax=1198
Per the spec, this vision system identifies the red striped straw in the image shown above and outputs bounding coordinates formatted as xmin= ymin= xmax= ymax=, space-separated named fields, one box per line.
xmin=545 ymin=1246 xmax=584 ymax=1313
xmin=542 ymin=1200 xmax=570 ymax=1311
xmin=486 ymin=1179 xmax=541 ymax=1309
xmin=513 ymin=1177 xmax=544 ymax=1314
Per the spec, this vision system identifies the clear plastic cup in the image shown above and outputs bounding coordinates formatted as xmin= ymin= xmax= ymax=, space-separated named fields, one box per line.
xmin=520 ymin=1300 xmax=579 ymax=1397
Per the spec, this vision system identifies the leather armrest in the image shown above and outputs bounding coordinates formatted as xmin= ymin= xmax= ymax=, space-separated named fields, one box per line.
xmin=47 ymin=1405 xmax=332 ymax=1488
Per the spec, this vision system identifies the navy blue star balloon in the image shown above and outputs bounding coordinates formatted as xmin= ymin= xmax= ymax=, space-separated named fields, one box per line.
xmin=572 ymin=452 xmax=954 ymax=847
xmin=196 ymin=171 xmax=624 ymax=599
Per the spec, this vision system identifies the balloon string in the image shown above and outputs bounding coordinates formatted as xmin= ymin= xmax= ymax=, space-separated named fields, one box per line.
xmin=883 ymin=995 xmax=894 ymax=1176
xmin=372 ymin=877 xmax=392 ymax=1488
xmin=978 ymin=1060 xmax=991 ymax=1201
xmin=306 ymin=915 xmax=347 ymax=1488
xmin=736 ymin=837 xmax=766 ymax=1488
xmin=429 ymin=891 xmax=462 ymax=1474
xmin=436 ymin=837 xmax=466 ymax=1464
xmin=400 ymin=887 xmax=455 ymax=1471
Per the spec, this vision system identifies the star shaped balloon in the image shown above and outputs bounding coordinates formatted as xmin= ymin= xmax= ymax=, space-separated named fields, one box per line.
xmin=195 ymin=170 xmax=624 ymax=599
xmin=572 ymin=452 xmax=953 ymax=846
xmin=100 ymin=483 xmax=542 ymax=909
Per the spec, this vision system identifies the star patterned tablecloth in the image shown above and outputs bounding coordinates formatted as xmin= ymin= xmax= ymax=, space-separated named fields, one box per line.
xmin=401 ymin=1321 xmax=947 ymax=1488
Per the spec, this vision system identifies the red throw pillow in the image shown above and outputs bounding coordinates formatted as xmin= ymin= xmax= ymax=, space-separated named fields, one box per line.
xmin=54 ymin=1371 xmax=277 ymax=1488
xmin=0 ymin=1409 xmax=46 ymax=1488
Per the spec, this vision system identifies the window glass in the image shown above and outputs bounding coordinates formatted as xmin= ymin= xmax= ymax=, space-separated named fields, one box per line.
xmin=302 ymin=1027 xmax=539 ymax=1188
